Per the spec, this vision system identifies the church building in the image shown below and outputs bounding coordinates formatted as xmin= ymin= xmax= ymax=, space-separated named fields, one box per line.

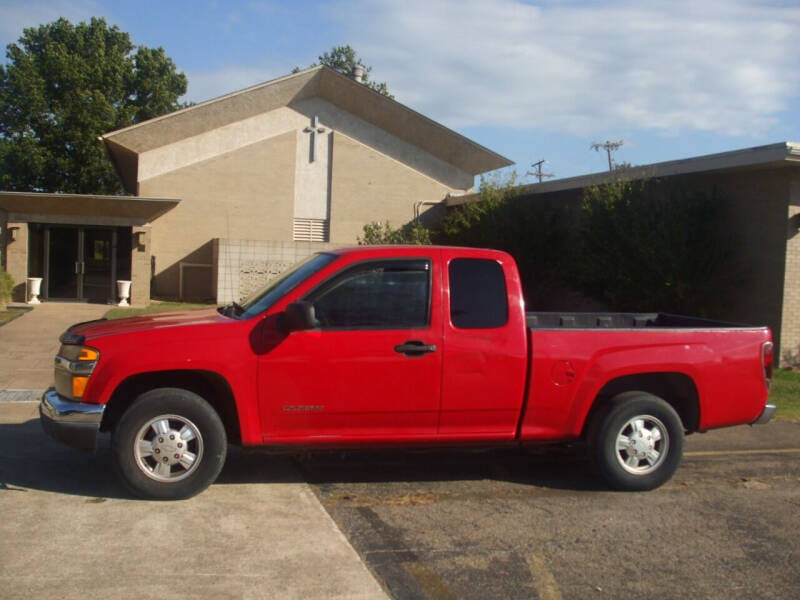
xmin=1 ymin=66 xmax=511 ymax=305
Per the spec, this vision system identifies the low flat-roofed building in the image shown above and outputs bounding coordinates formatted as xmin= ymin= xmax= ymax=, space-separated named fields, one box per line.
xmin=449 ymin=142 xmax=800 ymax=360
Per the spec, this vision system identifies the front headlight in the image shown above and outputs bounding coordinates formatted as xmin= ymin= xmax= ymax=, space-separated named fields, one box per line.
xmin=54 ymin=345 xmax=100 ymax=400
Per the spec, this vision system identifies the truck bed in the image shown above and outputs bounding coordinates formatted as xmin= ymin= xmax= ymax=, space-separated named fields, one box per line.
xmin=526 ymin=312 xmax=746 ymax=329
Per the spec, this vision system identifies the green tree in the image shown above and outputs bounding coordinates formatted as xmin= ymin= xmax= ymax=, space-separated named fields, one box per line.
xmin=295 ymin=45 xmax=393 ymax=98
xmin=0 ymin=17 xmax=188 ymax=194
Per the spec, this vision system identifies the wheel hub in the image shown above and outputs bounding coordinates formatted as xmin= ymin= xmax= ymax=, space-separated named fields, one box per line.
xmin=150 ymin=430 xmax=188 ymax=466
xmin=615 ymin=415 xmax=669 ymax=475
xmin=134 ymin=414 xmax=204 ymax=482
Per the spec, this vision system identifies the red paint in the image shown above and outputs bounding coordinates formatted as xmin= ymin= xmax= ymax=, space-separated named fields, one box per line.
xmin=70 ymin=246 xmax=772 ymax=448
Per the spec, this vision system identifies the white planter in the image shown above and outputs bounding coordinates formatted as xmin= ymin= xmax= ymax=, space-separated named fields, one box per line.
xmin=27 ymin=277 xmax=42 ymax=304
xmin=116 ymin=280 xmax=132 ymax=307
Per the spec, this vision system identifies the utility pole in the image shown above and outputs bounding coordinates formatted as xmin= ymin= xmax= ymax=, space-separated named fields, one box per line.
xmin=526 ymin=159 xmax=554 ymax=183
xmin=591 ymin=140 xmax=624 ymax=171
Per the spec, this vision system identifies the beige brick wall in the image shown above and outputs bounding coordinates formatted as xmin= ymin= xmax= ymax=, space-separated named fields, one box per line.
xmin=780 ymin=179 xmax=800 ymax=363
xmin=329 ymin=132 xmax=454 ymax=243
xmin=130 ymin=226 xmax=151 ymax=306
xmin=138 ymin=131 xmax=297 ymax=298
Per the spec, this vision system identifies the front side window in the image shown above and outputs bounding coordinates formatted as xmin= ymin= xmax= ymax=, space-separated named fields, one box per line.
xmin=449 ymin=258 xmax=508 ymax=328
xmin=239 ymin=253 xmax=339 ymax=318
xmin=307 ymin=259 xmax=431 ymax=329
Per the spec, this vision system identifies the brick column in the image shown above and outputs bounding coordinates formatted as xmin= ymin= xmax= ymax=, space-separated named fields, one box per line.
xmin=2 ymin=221 xmax=29 ymax=302
xmin=780 ymin=197 xmax=800 ymax=365
xmin=130 ymin=226 xmax=151 ymax=306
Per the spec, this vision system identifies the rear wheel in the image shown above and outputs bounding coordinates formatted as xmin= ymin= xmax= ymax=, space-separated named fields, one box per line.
xmin=112 ymin=388 xmax=227 ymax=500
xmin=588 ymin=392 xmax=684 ymax=491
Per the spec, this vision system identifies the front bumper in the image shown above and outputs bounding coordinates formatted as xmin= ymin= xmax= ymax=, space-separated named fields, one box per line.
xmin=39 ymin=389 xmax=105 ymax=452
xmin=751 ymin=403 xmax=777 ymax=425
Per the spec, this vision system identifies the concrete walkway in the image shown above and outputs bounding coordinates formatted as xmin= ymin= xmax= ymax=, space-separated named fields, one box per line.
xmin=0 ymin=304 xmax=390 ymax=599
xmin=0 ymin=402 xmax=388 ymax=600
xmin=0 ymin=302 xmax=109 ymax=390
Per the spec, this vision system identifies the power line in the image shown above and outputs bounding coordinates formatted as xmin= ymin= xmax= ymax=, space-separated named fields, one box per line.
xmin=526 ymin=159 xmax=554 ymax=183
xmin=591 ymin=140 xmax=624 ymax=171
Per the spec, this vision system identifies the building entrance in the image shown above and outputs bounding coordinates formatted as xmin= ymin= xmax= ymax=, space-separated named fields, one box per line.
xmin=32 ymin=225 xmax=131 ymax=303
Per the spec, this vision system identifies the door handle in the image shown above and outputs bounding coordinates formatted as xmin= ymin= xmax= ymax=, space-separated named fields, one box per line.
xmin=394 ymin=340 xmax=437 ymax=357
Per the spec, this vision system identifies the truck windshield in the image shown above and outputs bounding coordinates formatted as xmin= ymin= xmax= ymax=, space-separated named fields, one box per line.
xmin=236 ymin=253 xmax=339 ymax=319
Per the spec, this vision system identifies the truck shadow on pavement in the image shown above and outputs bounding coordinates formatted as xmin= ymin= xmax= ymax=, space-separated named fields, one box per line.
xmin=1 ymin=419 xmax=606 ymax=499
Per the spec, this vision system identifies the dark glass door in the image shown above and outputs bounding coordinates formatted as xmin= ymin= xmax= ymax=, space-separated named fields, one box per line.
xmin=46 ymin=226 xmax=116 ymax=302
xmin=48 ymin=227 xmax=79 ymax=299
xmin=82 ymin=228 xmax=113 ymax=301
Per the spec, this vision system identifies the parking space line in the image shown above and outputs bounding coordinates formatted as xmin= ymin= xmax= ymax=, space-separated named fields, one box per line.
xmin=685 ymin=449 xmax=800 ymax=457
xmin=526 ymin=554 xmax=563 ymax=600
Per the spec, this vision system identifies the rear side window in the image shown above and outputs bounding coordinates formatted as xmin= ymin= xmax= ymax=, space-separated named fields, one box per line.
xmin=307 ymin=259 xmax=431 ymax=329
xmin=449 ymin=258 xmax=508 ymax=328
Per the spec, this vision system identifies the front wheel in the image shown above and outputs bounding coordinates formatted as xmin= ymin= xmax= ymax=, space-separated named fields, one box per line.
xmin=588 ymin=392 xmax=684 ymax=491
xmin=112 ymin=388 xmax=227 ymax=500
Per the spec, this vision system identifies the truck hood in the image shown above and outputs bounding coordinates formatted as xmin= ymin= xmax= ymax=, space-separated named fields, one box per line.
xmin=68 ymin=309 xmax=230 ymax=340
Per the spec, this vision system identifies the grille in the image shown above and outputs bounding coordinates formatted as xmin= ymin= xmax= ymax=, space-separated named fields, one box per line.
xmin=293 ymin=218 xmax=330 ymax=242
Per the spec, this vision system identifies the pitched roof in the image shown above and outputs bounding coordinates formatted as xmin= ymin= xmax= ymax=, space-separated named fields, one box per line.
xmin=101 ymin=66 xmax=512 ymax=187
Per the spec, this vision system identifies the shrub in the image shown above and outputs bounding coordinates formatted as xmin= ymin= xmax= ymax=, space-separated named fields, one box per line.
xmin=358 ymin=220 xmax=432 ymax=245
xmin=0 ymin=270 xmax=13 ymax=311
xmin=577 ymin=178 xmax=737 ymax=314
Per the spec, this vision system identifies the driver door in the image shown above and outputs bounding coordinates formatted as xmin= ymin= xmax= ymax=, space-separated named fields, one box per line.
xmin=257 ymin=255 xmax=443 ymax=440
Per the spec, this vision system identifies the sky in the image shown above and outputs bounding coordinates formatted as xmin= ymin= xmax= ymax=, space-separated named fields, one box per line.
xmin=1 ymin=0 xmax=799 ymax=182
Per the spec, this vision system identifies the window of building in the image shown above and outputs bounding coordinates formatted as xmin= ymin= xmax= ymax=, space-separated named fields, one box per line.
xmin=307 ymin=259 xmax=431 ymax=329
xmin=449 ymin=258 xmax=508 ymax=328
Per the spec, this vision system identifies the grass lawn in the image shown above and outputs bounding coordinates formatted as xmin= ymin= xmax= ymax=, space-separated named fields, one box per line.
xmin=0 ymin=307 xmax=30 ymax=327
xmin=770 ymin=369 xmax=800 ymax=423
xmin=104 ymin=301 xmax=215 ymax=320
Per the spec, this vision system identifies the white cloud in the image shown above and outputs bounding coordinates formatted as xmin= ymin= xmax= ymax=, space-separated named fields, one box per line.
xmin=0 ymin=0 xmax=103 ymax=51
xmin=333 ymin=0 xmax=800 ymax=137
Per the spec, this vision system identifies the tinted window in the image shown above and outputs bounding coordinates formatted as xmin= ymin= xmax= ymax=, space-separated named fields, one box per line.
xmin=308 ymin=260 xmax=430 ymax=329
xmin=449 ymin=258 xmax=508 ymax=328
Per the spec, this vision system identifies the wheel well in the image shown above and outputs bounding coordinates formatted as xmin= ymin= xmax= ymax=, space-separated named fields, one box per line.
xmin=101 ymin=370 xmax=241 ymax=443
xmin=582 ymin=372 xmax=700 ymax=436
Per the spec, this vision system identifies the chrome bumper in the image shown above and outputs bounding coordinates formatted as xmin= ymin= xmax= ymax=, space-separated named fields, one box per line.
xmin=751 ymin=403 xmax=777 ymax=425
xmin=39 ymin=389 xmax=105 ymax=452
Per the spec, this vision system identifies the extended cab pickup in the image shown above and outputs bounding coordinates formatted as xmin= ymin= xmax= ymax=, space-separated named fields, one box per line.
xmin=40 ymin=246 xmax=776 ymax=499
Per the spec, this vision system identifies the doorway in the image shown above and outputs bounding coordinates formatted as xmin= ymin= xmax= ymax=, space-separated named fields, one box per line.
xmin=43 ymin=226 xmax=120 ymax=302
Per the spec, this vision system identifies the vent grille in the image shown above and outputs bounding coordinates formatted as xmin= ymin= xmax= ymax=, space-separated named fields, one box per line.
xmin=293 ymin=218 xmax=330 ymax=242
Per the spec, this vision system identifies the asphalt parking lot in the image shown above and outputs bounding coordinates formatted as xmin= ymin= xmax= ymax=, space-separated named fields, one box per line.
xmin=300 ymin=424 xmax=800 ymax=600
xmin=1 ymin=399 xmax=798 ymax=600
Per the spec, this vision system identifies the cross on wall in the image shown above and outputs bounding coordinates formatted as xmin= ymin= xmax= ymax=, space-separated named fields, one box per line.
xmin=303 ymin=115 xmax=327 ymax=162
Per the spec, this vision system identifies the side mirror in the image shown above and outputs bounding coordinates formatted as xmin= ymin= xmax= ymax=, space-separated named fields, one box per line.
xmin=281 ymin=301 xmax=318 ymax=332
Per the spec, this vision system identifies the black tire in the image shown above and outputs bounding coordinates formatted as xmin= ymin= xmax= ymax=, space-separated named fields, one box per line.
xmin=112 ymin=388 xmax=227 ymax=500
xmin=588 ymin=392 xmax=684 ymax=491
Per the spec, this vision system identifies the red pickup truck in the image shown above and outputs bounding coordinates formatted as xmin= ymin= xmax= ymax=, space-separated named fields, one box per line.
xmin=40 ymin=246 xmax=776 ymax=499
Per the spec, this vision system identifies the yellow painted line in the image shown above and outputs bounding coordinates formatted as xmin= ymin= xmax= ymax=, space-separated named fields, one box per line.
xmin=402 ymin=561 xmax=457 ymax=600
xmin=526 ymin=554 xmax=563 ymax=600
xmin=685 ymin=448 xmax=800 ymax=457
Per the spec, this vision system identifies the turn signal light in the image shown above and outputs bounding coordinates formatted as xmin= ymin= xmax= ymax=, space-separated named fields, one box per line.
xmin=72 ymin=377 xmax=89 ymax=398
xmin=78 ymin=348 xmax=99 ymax=361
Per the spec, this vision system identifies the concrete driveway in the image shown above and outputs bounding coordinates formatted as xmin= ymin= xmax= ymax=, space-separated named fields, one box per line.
xmin=0 ymin=305 xmax=388 ymax=599
xmin=0 ymin=401 xmax=388 ymax=600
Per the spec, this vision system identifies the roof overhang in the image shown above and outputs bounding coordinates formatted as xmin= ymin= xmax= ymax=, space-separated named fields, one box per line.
xmin=447 ymin=142 xmax=800 ymax=207
xmin=0 ymin=191 xmax=179 ymax=226
xmin=101 ymin=65 xmax=512 ymax=192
